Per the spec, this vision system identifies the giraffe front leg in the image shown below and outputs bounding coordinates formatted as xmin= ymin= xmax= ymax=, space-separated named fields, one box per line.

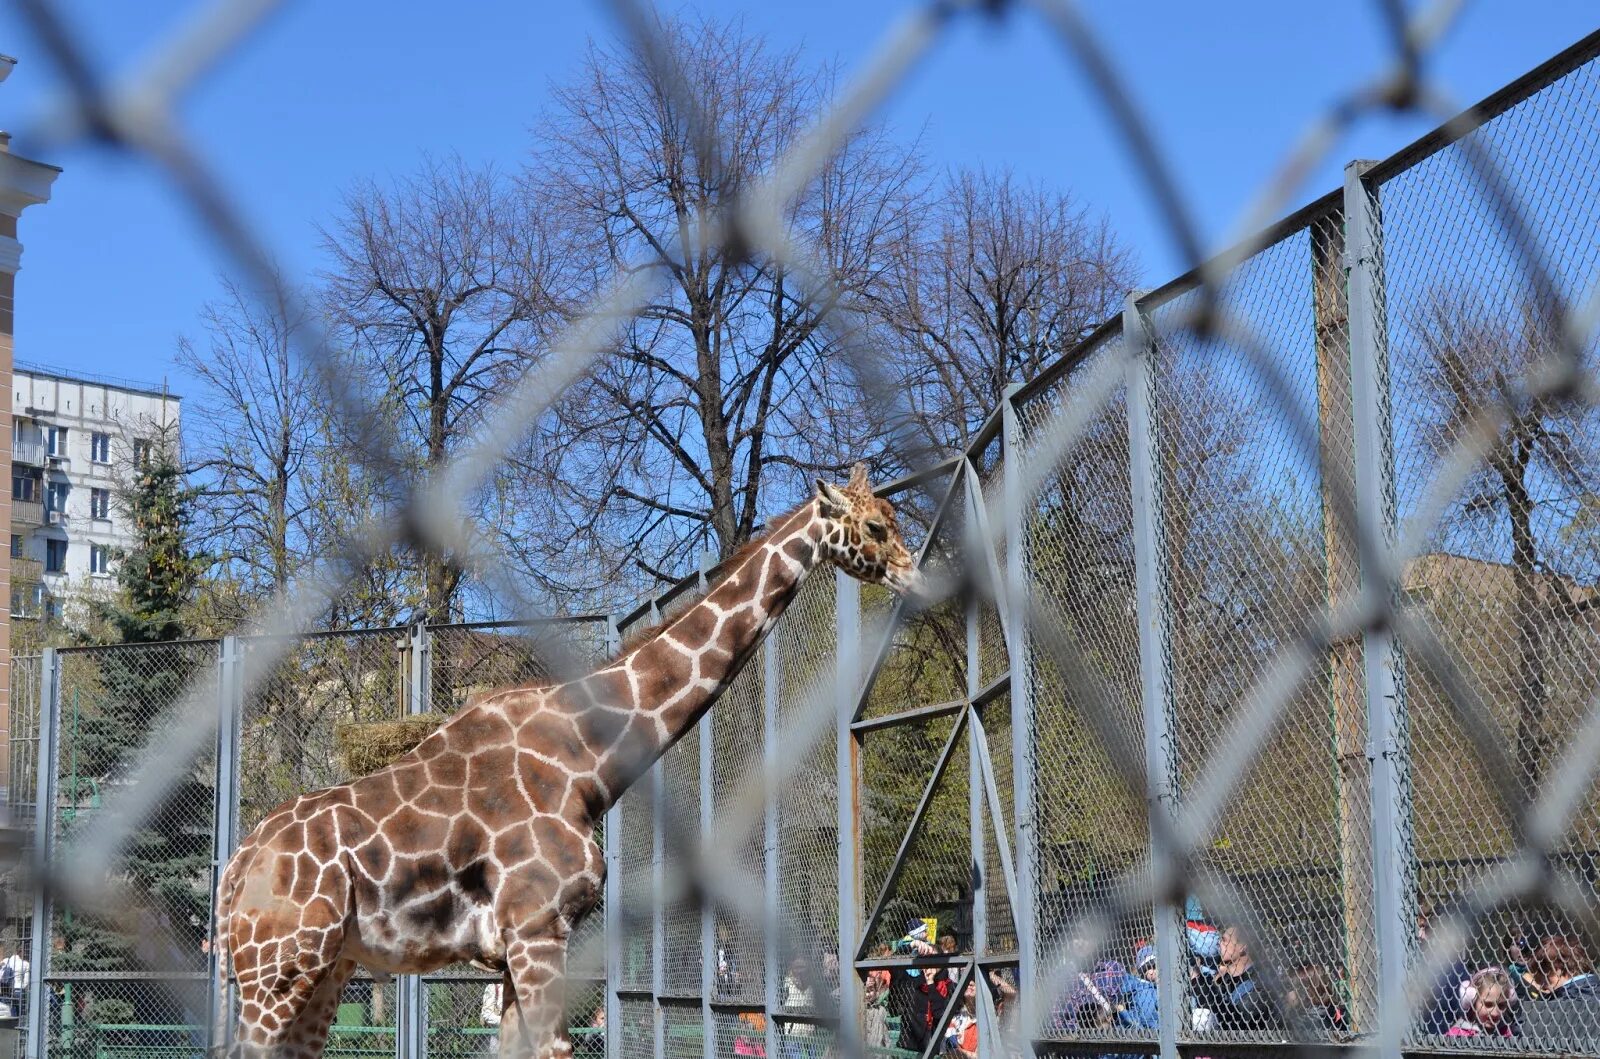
xmin=498 ymin=934 xmax=571 ymax=1059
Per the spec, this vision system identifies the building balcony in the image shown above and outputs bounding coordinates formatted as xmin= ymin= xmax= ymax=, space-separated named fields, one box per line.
xmin=11 ymin=499 xmax=42 ymax=527
xmin=11 ymin=555 xmax=40 ymax=582
xmin=11 ymin=436 xmax=43 ymax=466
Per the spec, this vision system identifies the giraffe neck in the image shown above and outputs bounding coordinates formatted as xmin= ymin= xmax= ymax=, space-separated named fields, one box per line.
xmin=565 ymin=502 xmax=825 ymax=810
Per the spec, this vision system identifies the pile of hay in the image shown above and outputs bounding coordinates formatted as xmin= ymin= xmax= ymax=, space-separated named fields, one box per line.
xmin=334 ymin=714 xmax=447 ymax=776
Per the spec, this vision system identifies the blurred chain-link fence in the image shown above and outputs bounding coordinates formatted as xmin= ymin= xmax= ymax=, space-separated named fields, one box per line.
xmin=6 ymin=2 xmax=1600 ymax=1058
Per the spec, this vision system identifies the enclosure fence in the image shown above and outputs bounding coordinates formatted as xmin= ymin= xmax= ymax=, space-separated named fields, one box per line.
xmin=6 ymin=1 xmax=1600 ymax=1058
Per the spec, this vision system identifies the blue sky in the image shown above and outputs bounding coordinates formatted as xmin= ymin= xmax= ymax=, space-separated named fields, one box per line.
xmin=0 ymin=1 xmax=1594 ymax=394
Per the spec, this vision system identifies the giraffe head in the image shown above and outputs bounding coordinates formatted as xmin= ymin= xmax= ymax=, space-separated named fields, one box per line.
xmin=814 ymin=462 xmax=926 ymax=599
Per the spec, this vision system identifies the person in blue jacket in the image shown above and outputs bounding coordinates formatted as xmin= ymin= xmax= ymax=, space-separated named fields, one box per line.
xmin=1118 ymin=945 xmax=1160 ymax=1030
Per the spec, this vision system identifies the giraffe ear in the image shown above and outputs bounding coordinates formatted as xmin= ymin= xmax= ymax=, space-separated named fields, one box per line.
xmin=816 ymin=479 xmax=850 ymax=517
xmin=847 ymin=461 xmax=871 ymax=492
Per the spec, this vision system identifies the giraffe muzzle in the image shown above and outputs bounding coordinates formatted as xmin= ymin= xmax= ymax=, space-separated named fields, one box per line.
xmin=883 ymin=562 xmax=930 ymax=604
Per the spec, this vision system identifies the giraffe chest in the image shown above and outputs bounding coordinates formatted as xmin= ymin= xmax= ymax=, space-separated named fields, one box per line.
xmin=342 ymin=813 xmax=601 ymax=974
xmin=345 ymin=893 xmax=501 ymax=974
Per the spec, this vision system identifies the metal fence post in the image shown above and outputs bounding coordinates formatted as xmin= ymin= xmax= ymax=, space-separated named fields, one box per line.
xmin=408 ymin=621 xmax=432 ymax=717
xmin=963 ymin=491 xmax=990 ymax=1058
xmin=209 ymin=636 xmax=244 ymax=1050
xmin=701 ymin=673 xmax=716 ymax=1059
xmin=650 ymin=755 xmax=665 ymax=1059
xmin=964 ymin=530 xmax=986 ymax=961
xmin=398 ymin=624 xmax=431 ymax=1059
xmin=1344 ymin=158 xmax=1415 ymax=1056
xmin=1125 ymin=293 xmax=1182 ymax=1059
xmin=763 ymin=632 xmax=780 ymax=1059
xmin=24 ymin=649 xmax=61 ymax=1059
xmin=836 ymin=569 xmax=862 ymax=1053
xmin=649 ymin=598 xmax=665 ymax=1059
xmin=604 ymin=617 xmax=623 ymax=1059
xmin=1000 ymin=384 xmax=1037 ymax=1048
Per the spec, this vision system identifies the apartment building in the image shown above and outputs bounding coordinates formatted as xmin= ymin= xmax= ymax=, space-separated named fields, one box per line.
xmin=11 ymin=366 xmax=181 ymax=622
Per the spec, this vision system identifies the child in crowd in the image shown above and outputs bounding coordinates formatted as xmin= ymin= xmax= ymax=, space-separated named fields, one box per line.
xmin=1118 ymin=945 xmax=1159 ymax=1030
xmin=1447 ymin=967 xmax=1516 ymax=1038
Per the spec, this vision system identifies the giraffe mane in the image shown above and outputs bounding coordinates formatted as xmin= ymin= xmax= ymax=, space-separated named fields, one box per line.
xmin=616 ymin=501 xmax=812 ymax=654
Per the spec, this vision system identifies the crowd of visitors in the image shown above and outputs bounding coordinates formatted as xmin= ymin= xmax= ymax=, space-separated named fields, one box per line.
xmin=1027 ymin=905 xmax=1600 ymax=1047
xmin=468 ymin=910 xmax=1600 ymax=1056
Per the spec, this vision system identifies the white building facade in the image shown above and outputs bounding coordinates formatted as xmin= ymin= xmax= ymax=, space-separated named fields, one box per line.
xmin=11 ymin=366 xmax=181 ymax=621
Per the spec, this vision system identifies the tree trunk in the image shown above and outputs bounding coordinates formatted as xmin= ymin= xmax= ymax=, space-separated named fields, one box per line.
xmin=1503 ymin=441 xmax=1547 ymax=795
xmin=1312 ymin=219 xmax=1375 ymax=1033
xmin=426 ymin=332 xmax=455 ymax=623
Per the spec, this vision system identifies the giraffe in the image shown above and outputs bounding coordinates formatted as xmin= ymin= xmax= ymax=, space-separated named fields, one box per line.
xmin=214 ymin=463 xmax=925 ymax=1058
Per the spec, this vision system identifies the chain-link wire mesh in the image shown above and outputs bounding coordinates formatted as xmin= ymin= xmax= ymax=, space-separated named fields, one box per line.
xmin=1148 ymin=217 xmax=1355 ymax=1047
xmin=1014 ymin=331 xmax=1155 ymax=1048
xmin=238 ymin=629 xmax=403 ymax=832
xmin=712 ymin=662 xmax=766 ymax=1007
xmin=1374 ymin=47 xmax=1600 ymax=1051
xmin=775 ymin=574 xmax=839 ymax=1011
xmin=8 ymin=655 xmax=42 ymax=824
xmin=5 ymin=5 xmax=1600 ymax=1059
xmin=41 ymin=642 xmax=219 ymax=1059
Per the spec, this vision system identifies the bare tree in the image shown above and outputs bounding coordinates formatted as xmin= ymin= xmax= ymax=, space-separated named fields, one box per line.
xmin=881 ymin=167 xmax=1134 ymax=451
xmin=320 ymin=154 xmax=562 ymax=621
xmin=1410 ymin=290 xmax=1597 ymax=793
xmin=179 ymin=273 xmax=323 ymax=616
xmin=502 ymin=14 xmax=922 ymax=600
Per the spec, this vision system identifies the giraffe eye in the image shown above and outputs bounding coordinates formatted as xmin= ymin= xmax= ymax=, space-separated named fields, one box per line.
xmin=866 ymin=521 xmax=888 ymax=542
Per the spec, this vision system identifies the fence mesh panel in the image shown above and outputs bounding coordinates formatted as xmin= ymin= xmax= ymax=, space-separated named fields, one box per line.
xmin=238 ymin=629 xmax=403 ymax=832
xmin=39 ymin=642 xmax=218 ymax=1059
xmin=712 ymin=661 xmax=766 ymax=1005
xmin=775 ymin=572 xmax=839 ymax=1010
xmin=1149 ymin=219 xmax=1354 ymax=1045
xmin=661 ymin=731 xmax=702 ymax=996
xmin=49 ymin=643 xmax=218 ymax=980
xmin=9 ymin=654 xmax=41 ymax=823
xmin=1015 ymin=331 xmax=1154 ymax=1045
xmin=1376 ymin=46 xmax=1600 ymax=1051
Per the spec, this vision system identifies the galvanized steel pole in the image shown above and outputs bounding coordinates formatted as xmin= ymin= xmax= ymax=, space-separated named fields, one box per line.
xmin=604 ymin=616 xmax=623 ymax=1059
xmin=836 ymin=570 xmax=862 ymax=1054
xmin=701 ymin=668 xmax=716 ymax=1059
xmin=1125 ymin=294 xmax=1182 ymax=1059
xmin=1345 ymin=158 xmax=1415 ymax=1058
xmin=1000 ymin=384 xmax=1037 ymax=1051
xmin=24 ymin=649 xmax=61 ymax=1059
xmin=209 ymin=637 xmax=243 ymax=1051
xmin=763 ymin=634 xmax=780 ymax=1059
xmin=649 ymin=605 xmax=666 ymax=1059
xmin=398 ymin=623 xmax=432 ymax=1059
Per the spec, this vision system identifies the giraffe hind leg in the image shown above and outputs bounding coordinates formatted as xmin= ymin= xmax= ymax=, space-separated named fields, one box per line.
xmin=499 ymin=934 xmax=572 ymax=1059
xmin=281 ymin=958 xmax=359 ymax=1059
xmin=230 ymin=954 xmax=353 ymax=1059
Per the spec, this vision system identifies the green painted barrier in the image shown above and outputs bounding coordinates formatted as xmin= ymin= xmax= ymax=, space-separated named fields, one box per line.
xmin=79 ymin=1019 xmax=606 ymax=1057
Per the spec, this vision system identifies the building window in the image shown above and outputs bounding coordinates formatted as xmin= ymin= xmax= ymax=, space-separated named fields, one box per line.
xmin=90 ymin=543 xmax=109 ymax=575
xmin=46 ymin=426 xmax=67 ymax=458
xmin=9 ymin=535 xmax=19 ymax=559
xmin=11 ymin=583 xmax=44 ymax=619
xmin=12 ymin=472 xmax=38 ymax=502
xmin=45 ymin=539 xmax=66 ymax=574
xmin=91 ymin=431 xmax=110 ymax=463
xmin=133 ymin=438 xmax=152 ymax=467
xmin=45 ymin=481 xmax=69 ymax=518
xmin=91 ymin=488 xmax=110 ymax=520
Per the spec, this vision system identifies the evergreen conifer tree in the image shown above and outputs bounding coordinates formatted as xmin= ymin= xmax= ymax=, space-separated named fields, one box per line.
xmin=57 ymin=431 xmax=213 ymax=985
